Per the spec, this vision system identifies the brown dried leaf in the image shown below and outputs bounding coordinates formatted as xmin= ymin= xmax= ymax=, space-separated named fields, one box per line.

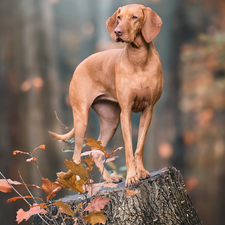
xmin=85 ymin=138 xmax=106 ymax=153
xmin=41 ymin=178 xmax=62 ymax=198
xmin=125 ymin=189 xmax=139 ymax=197
xmin=64 ymin=159 xmax=90 ymax=183
xmin=83 ymin=211 xmax=107 ymax=225
xmin=82 ymin=154 xmax=94 ymax=171
xmin=55 ymin=200 xmax=74 ymax=217
xmin=57 ymin=172 xmax=84 ymax=194
xmin=83 ymin=195 xmax=110 ymax=212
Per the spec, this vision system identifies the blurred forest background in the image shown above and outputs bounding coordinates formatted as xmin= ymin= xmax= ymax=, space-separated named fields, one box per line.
xmin=0 ymin=0 xmax=225 ymax=224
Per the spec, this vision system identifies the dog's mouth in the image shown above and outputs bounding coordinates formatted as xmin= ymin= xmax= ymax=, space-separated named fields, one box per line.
xmin=116 ymin=37 xmax=132 ymax=44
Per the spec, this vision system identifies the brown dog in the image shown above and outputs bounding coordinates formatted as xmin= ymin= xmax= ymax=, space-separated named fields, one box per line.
xmin=49 ymin=4 xmax=163 ymax=187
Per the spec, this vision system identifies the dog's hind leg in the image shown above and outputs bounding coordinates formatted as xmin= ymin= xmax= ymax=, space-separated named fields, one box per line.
xmin=92 ymin=100 xmax=122 ymax=183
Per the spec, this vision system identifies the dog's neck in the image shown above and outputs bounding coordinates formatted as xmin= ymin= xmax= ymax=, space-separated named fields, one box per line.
xmin=124 ymin=34 xmax=153 ymax=67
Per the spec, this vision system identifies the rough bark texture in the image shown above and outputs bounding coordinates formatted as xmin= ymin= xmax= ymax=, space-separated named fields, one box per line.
xmin=33 ymin=167 xmax=202 ymax=225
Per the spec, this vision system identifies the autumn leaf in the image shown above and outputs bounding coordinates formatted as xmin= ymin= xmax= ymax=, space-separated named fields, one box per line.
xmin=41 ymin=178 xmax=62 ymax=200
xmin=105 ymin=147 xmax=123 ymax=159
xmin=16 ymin=206 xmax=47 ymax=224
xmin=125 ymin=189 xmax=139 ymax=197
xmin=85 ymin=138 xmax=106 ymax=153
xmin=83 ymin=211 xmax=107 ymax=225
xmin=13 ymin=150 xmax=30 ymax=156
xmin=64 ymin=159 xmax=90 ymax=183
xmin=75 ymin=203 xmax=83 ymax=213
xmin=46 ymin=186 xmax=62 ymax=202
xmin=32 ymin=144 xmax=45 ymax=154
xmin=7 ymin=196 xmax=42 ymax=203
xmin=0 ymin=179 xmax=23 ymax=193
xmin=82 ymin=154 xmax=94 ymax=171
xmin=83 ymin=195 xmax=110 ymax=212
xmin=55 ymin=200 xmax=74 ymax=217
xmin=56 ymin=171 xmax=85 ymax=194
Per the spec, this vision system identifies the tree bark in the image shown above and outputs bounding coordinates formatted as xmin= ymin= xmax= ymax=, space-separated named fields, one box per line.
xmin=33 ymin=167 xmax=202 ymax=225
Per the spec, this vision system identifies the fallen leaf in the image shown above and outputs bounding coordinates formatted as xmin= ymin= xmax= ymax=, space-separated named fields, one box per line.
xmin=41 ymin=178 xmax=62 ymax=199
xmin=83 ymin=211 xmax=107 ymax=225
xmin=26 ymin=157 xmax=37 ymax=162
xmin=83 ymin=195 xmax=110 ymax=212
xmin=125 ymin=189 xmax=139 ymax=197
xmin=64 ymin=159 xmax=90 ymax=183
xmin=55 ymin=201 xmax=74 ymax=217
xmin=85 ymin=138 xmax=106 ymax=153
xmin=16 ymin=206 xmax=47 ymax=224
xmin=7 ymin=196 xmax=42 ymax=203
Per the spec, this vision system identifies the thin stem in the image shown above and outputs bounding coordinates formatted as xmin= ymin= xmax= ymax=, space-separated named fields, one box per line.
xmin=18 ymin=170 xmax=39 ymax=204
xmin=0 ymin=172 xmax=49 ymax=225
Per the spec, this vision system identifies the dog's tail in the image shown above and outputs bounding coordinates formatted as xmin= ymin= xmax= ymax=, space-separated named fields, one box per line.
xmin=48 ymin=128 xmax=74 ymax=141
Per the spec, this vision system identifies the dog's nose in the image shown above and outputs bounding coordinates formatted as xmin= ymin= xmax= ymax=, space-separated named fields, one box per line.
xmin=114 ymin=27 xmax=122 ymax=36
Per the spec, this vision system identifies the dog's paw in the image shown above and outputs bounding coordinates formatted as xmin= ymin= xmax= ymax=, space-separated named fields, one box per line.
xmin=105 ymin=175 xmax=123 ymax=183
xmin=137 ymin=169 xmax=150 ymax=181
xmin=125 ymin=174 xmax=140 ymax=187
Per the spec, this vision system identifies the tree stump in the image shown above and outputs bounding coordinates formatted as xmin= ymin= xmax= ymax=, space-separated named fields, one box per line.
xmin=33 ymin=167 xmax=202 ymax=225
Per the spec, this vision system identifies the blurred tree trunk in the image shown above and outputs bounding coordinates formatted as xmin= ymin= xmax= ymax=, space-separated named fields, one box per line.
xmin=0 ymin=0 xmax=63 ymax=224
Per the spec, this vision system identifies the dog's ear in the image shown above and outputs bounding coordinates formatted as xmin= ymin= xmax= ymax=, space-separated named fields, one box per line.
xmin=106 ymin=7 xmax=121 ymax=41
xmin=141 ymin=7 xmax=162 ymax=43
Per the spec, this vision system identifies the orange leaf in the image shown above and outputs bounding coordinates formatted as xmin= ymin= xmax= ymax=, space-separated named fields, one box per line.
xmin=41 ymin=178 xmax=62 ymax=198
xmin=85 ymin=138 xmax=106 ymax=153
xmin=125 ymin=189 xmax=139 ymax=197
xmin=83 ymin=211 xmax=107 ymax=225
xmin=16 ymin=206 xmax=47 ymax=224
xmin=46 ymin=186 xmax=62 ymax=202
xmin=82 ymin=154 xmax=94 ymax=171
xmin=105 ymin=147 xmax=123 ymax=159
xmin=55 ymin=201 xmax=74 ymax=217
xmin=83 ymin=195 xmax=110 ymax=212
xmin=32 ymin=144 xmax=45 ymax=154
xmin=0 ymin=179 xmax=12 ymax=193
xmin=64 ymin=159 xmax=90 ymax=183
xmin=7 ymin=196 xmax=42 ymax=203
xmin=13 ymin=150 xmax=30 ymax=156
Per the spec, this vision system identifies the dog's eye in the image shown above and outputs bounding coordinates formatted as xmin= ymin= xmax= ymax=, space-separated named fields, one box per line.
xmin=117 ymin=16 xmax=121 ymax=20
xmin=132 ymin=16 xmax=138 ymax=19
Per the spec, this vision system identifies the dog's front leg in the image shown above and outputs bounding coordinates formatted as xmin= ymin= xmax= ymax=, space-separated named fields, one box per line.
xmin=135 ymin=106 xmax=153 ymax=180
xmin=120 ymin=109 xmax=139 ymax=187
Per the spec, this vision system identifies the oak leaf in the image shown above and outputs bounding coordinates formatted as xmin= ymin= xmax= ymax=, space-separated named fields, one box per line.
xmin=56 ymin=172 xmax=84 ymax=194
xmin=64 ymin=159 xmax=90 ymax=183
xmin=41 ymin=178 xmax=62 ymax=199
xmin=82 ymin=154 xmax=94 ymax=171
xmin=55 ymin=200 xmax=74 ymax=217
xmin=83 ymin=211 xmax=107 ymax=225
xmin=125 ymin=189 xmax=139 ymax=197
xmin=16 ymin=206 xmax=47 ymax=224
xmin=83 ymin=195 xmax=110 ymax=212
xmin=85 ymin=138 xmax=106 ymax=153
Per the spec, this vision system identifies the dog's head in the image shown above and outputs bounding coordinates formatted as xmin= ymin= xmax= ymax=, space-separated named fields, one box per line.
xmin=106 ymin=4 xmax=162 ymax=44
